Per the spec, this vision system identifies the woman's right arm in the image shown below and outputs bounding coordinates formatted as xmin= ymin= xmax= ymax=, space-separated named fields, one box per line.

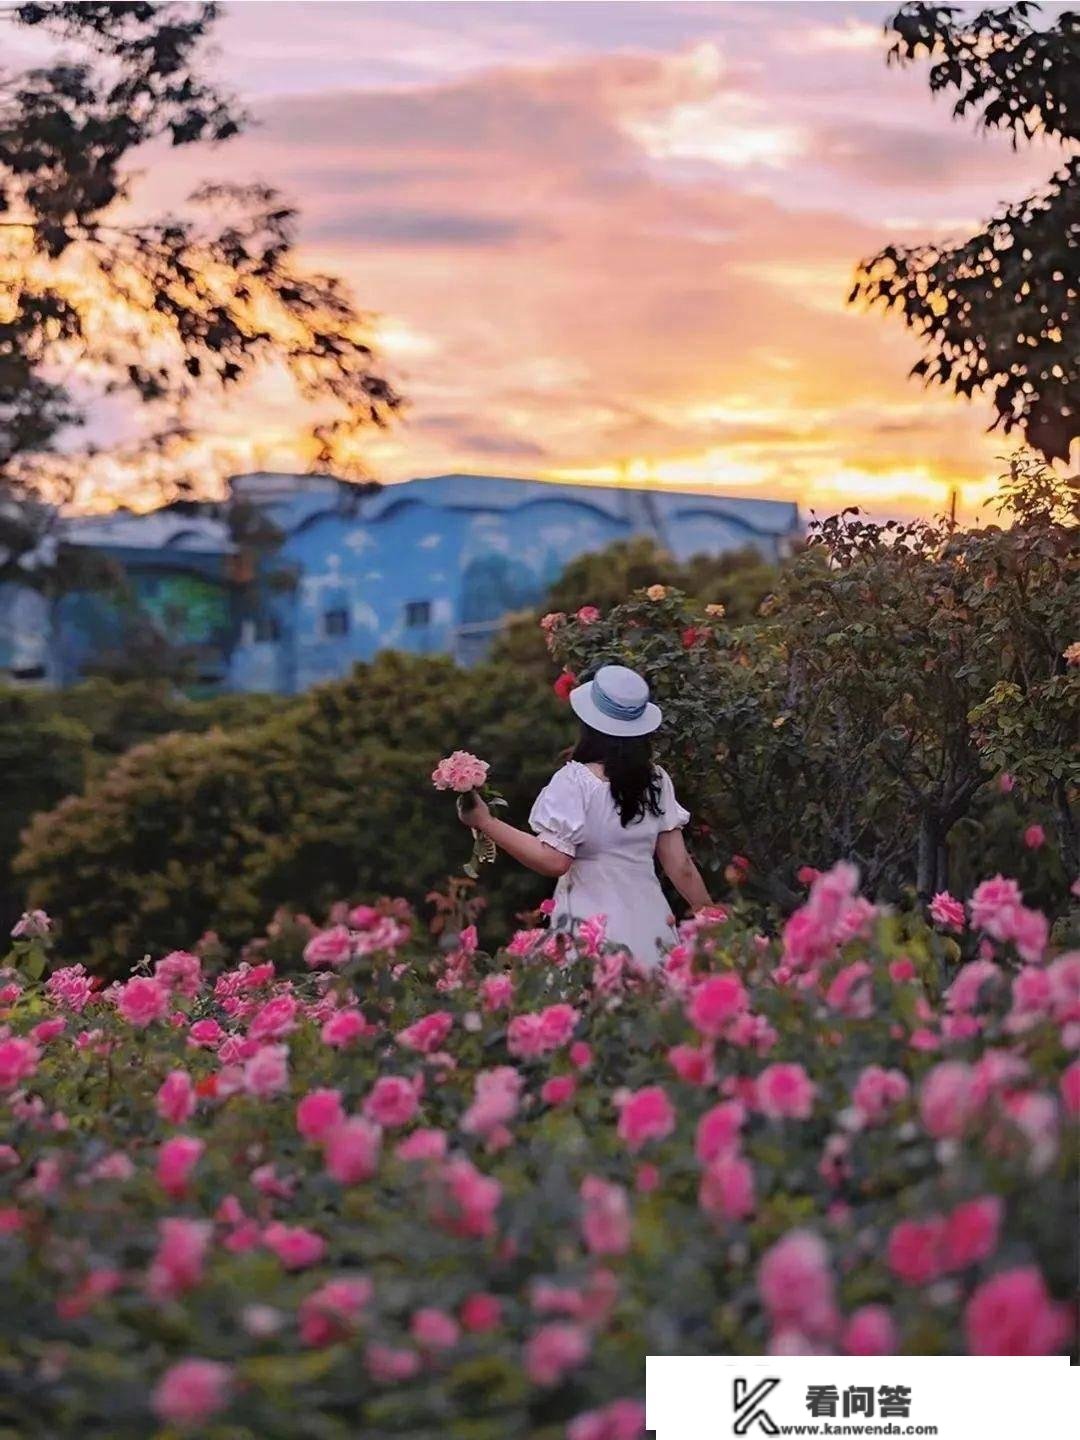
xmin=458 ymin=793 xmax=573 ymax=879
xmin=478 ymin=815 xmax=574 ymax=879
xmin=656 ymin=827 xmax=712 ymax=911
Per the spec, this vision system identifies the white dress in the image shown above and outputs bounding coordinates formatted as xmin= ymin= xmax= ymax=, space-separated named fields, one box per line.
xmin=528 ymin=760 xmax=690 ymax=967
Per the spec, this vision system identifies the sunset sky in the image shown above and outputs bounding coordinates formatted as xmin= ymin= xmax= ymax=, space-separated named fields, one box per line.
xmin=19 ymin=1 xmax=1066 ymax=520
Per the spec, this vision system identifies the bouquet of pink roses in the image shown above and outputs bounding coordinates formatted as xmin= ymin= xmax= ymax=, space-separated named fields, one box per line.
xmin=431 ymin=750 xmax=507 ymax=878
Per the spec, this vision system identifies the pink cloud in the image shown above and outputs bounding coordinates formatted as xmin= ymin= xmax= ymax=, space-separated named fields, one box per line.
xmin=71 ymin=3 xmax=1061 ymax=518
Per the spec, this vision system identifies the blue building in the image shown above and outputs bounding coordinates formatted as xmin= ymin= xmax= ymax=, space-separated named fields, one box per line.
xmin=1 ymin=472 xmax=800 ymax=693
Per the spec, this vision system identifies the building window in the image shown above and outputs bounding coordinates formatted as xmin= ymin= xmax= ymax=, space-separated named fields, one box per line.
xmin=323 ymin=607 xmax=350 ymax=637
xmin=254 ymin=614 xmax=282 ymax=642
xmin=404 ymin=599 xmax=432 ymax=628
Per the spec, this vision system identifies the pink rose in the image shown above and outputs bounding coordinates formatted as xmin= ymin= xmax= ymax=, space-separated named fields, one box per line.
xmin=114 ymin=976 xmax=168 ymax=1027
xmin=756 ymin=1062 xmax=816 ymax=1120
xmin=541 ymin=1075 xmax=577 ymax=1106
xmin=507 ymin=1013 xmax=545 ymax=1059
xmin=11 ymin=908 xmax=50 ymax=938
xmin=969 ymin=875 xmax=1023 ymax=936
xmin=667 ymin=1044 xmax=715 ymax=1086
xmin=462 ymin=1066 xmax=522 ymax=1138
xmin=324 ymin=1118 xmax=381 ymax=1184
xmin=296 ymin=1088 xmax=345 ymax=1143
xmin=1023 ymin=823 xmax=1046 ymax=850
xmin=919 ymin=1061 xmax=977 ymax=1138
xmin=480 ymin=974 xmax=514 ymax=1011
xmin=152 ymin=1359 xmax=231 ymax=1426
xmin=758 ymin=1230 xmax=836 ymax=1338
xmin=154 ymin=950 xmax=202 ymax=997
xmin=0 ymin=1036 xmax=40 ymax=1090
xmin=433 ymin=1157 xmax=501 ymax=1238
xmin=397 ymin=1127 xmax=448 ymax=1163
xmin=242 ymin=1043 xmax=289 ymax=1098
xmin=946 ymin=960 xmax=1001 ymax=1015
xmin=44 ymin=964 xmax=93 ymax=1013
xmin=147 ymin=1217 xmax=211 ymax=1300
xmin=321 ymin=1009 xmax=370 ymax=1048
xmin=929 ymin=891 xmax=965 ymax=932
xmin=575 ymin=605 xmax=600 ymax=625
xmin=299 ymin=1276 xmax=373 ymax=1346
xmin=524 ymin=1322 xmax=590 ymax=1386
xmin=824 ymin=961 xmax=874 ymax=1019
xmin=568 ymin=1400 xmax=646 ymax=1440
xmin=187 ymin=1018 xmax=225 ymax=1049
xmin=248 ymin=994 xmax=299 ymax=1041
xmin=686 ymin=973 xmax=748 ymax=1037
xmin=942 ymin=1197 xmax=1002 ymax=1271
xmin=411 ymin=1306 xmax=460 ymax=1349
xmin=156 ymin=1136 xmax=204 ymax=1198
xmin=363 ymin=1075 xmax=420 ymax=1128
xmin=1061 ymin=1059 xmax=1080 ymax=1116
xmin=580 ymin=1176 xmax=631 ymax=1256
xmin=303 ymin=925 xmax=353 ymax=969
xmin=699 ymin=1153 xmax=755 ymax=1222
xmin=616 ymin=1086 xmax=676 ymax=1152
xmin=262 ymin=1222 xmax=326 ymax=1270
xmin=396 ymin=1011 xmax=453 ymax=1054
xmin=842 ymin=1305 xmax=897 ymax=1355
xmin=695 ymin=1101 xmax=746 ymax=1164
xmin=366 ymin=1343 xmax=421 ymax=1383
xmin=431 ymin=750 xmax=489 ymax=792
xmin=850 ymin=1065 xmax=909 ymax=1125
xmin=155 ymin=1070 xmax=195 ymax=1125
xmin=964 ymin=1267 xmax=1073 ymax=1355
xmin=887 ymin=1217 xmax=946 ymax=1285
xmin=538 ymin=1002 xmax=579 ymax=1050
xmin=460 ymin=1292 xmax=502 ymax=1333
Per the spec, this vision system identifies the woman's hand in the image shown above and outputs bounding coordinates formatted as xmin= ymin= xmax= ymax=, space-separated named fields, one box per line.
xmin=457 ymin=792 xmax=491 ymax=830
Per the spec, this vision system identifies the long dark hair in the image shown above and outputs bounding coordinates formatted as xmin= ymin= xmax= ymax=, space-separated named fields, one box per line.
xmin=572 ymin=722 xmax=662 ymax=827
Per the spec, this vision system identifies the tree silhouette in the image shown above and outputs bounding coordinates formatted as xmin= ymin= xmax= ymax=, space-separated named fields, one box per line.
xmin=850 ymin=3 xmax=1077 ymax=463
xmin=0 ymin=2 xmax=401 ymax=581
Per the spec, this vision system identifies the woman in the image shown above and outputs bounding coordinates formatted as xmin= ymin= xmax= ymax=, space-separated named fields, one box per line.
xmin=459 ymin=664 xmax=712 ymax=966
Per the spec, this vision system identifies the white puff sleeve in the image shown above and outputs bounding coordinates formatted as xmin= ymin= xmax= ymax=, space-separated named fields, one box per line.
xmin=529 ymin=764 xmax=589 ymax=857
xmin=657 ymin=767 xmax=691 ymax=832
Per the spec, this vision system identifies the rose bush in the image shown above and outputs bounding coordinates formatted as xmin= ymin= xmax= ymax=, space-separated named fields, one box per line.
xmin=0 ymin=864 xmax=1076 ymax=1436
xmin=543 ymin=459 xmax=1078 ymax=911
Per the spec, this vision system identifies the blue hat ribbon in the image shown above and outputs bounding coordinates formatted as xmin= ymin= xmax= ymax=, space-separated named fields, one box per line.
xmin=591 ymin=676 xmax=647 ymax=722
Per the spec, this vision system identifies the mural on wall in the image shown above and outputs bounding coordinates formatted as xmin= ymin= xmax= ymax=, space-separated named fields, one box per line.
xmin=137 ymin=572 xmax=232 ymax=647
xmin=7 ymin=472 xmax=801 ymax=694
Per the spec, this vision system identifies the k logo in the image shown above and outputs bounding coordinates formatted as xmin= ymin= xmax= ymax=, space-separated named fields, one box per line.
xmin=733 ymin=1377 xmax=780 ymax=1435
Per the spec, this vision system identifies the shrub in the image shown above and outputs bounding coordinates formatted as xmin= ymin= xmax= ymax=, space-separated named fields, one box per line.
xmin=16 ymin=653 xmax=567 ymax=973
xmin=545 ymin=458 xmax=1078 ymax=911
xmin=0 ymin=863 xmax=1075 ymax=1436
xmin=0 ymin=679 xmax=299 ymax=934
xmin=0 ymin=690 xmax=91 ymax=933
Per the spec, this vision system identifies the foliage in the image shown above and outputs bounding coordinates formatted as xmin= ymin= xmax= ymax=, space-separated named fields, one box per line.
xmin=851 ymin=3 xmax=1078 ymax=461
xmin=14 ymin=654 xmax=567 ymax=973
xmin=491 ymin=538 xmax=784 ymax=679
xmin=0 ymin=678 xmax=297 ymax=934
xmin=0 ymin=690 xmax=90 ymax=932
xmin=1 ymin=1 xmax=400 ymax=580
xmin=546 ymin=460 xmax=1078 ymax=907
xmin=0 ymin=862 xmax=1076 ymax=1436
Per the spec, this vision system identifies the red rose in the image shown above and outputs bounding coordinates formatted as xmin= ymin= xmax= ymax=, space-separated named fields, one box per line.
xmin=553 ymin=670 xmax=577 ymax=702
xmin=681 ymin=627 xmax=701 ymax=648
